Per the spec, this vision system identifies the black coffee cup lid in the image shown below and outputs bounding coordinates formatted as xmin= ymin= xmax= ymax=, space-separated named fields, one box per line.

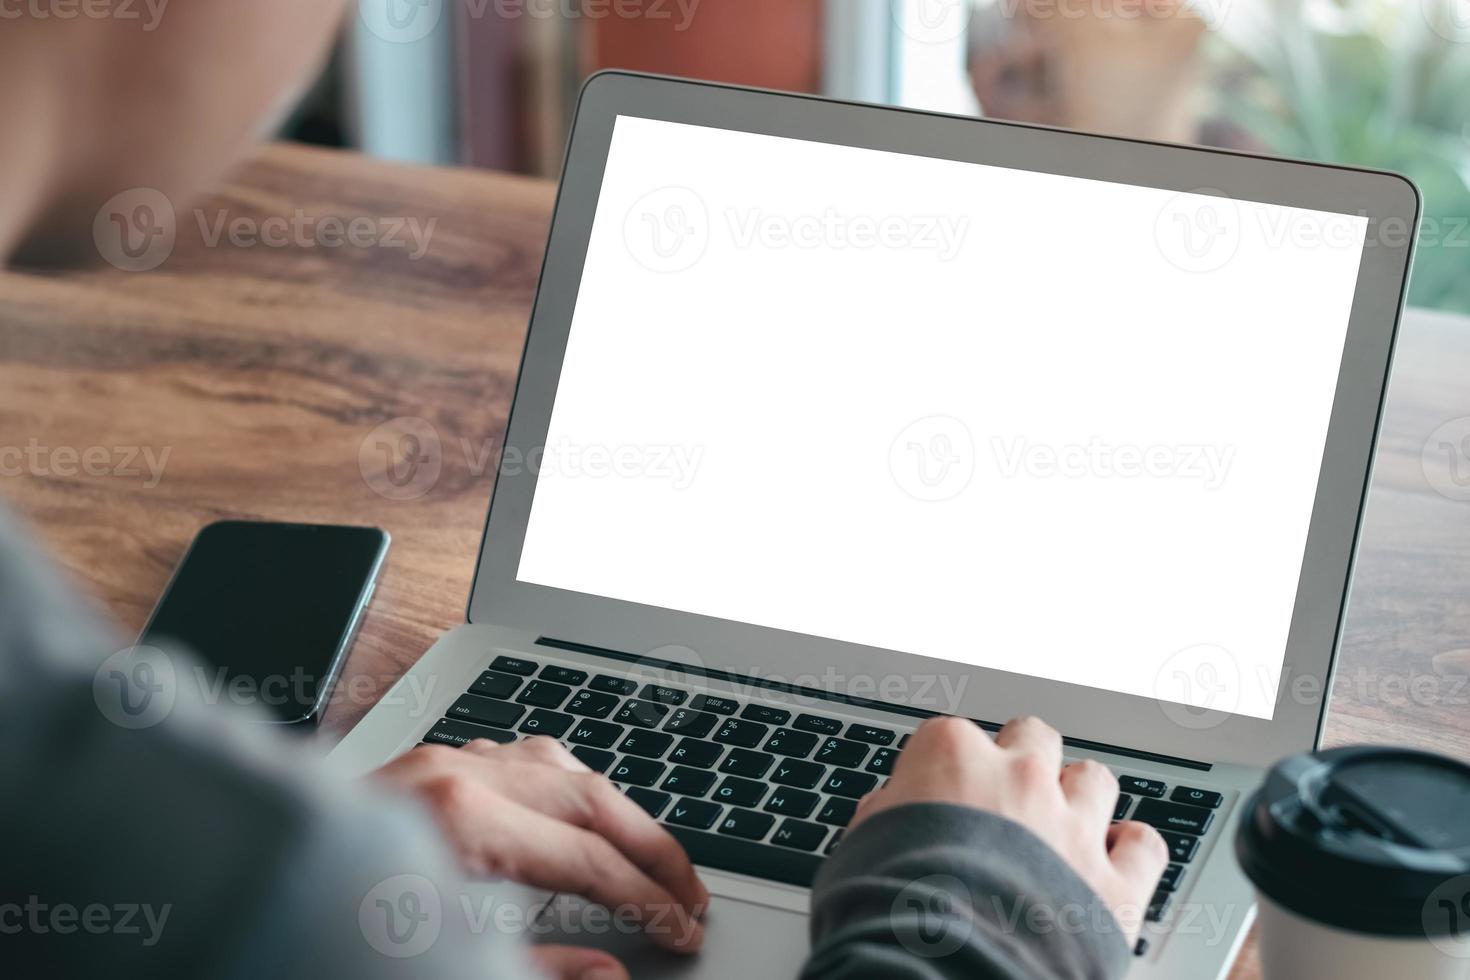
xmin=1236 ymin=746 xmax=1470 ymax=937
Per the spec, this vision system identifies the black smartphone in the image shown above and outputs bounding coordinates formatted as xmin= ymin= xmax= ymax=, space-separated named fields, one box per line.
xmin=139 ymin=520 xmax=390 ymax=727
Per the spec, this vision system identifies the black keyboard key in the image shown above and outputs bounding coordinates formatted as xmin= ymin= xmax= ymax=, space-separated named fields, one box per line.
xmin=568 ymin=719 xmax=623 ymax=749
xmin=822 ymin=768 xmax=878 ymax=799
xmin=825 ymin=830 xmax=844 ymax=854
xmin=570 ymin=746 xmax=616 ymax=773
xmin=793 ymin=713 xmax=844 ymax=735
xmin=900 ymin=733 xmax=911 ymax=748
xmin=448 ymin=694 xmax=525 ymax=729
xmin=619 ymin=730 xmax=675 ymax=759
xmin=666 ymin=798 xmax=722 ymax=830
xmin=615 ymin=699 xmax=671 ymax=728
xmin=669 ymin=738 xmax=724 ymax=769
xmin=1134 ymin=938 xmax=1149 ymax=957
xmin=1146 ymin=889 xmax=1171 ymax=923
xmin=626 ymin=786 xmax=672 ymax=818
xmin=713 ymin=776 xmax=768 ymax=808
xmin=590 ymin=674 xmax=639 ymax=696
xmin=1171 ymin=786 xmax=1223 ymax=809
xmin=865 ymin=747 xmax=899 ymax=775
xmin=425 ymin=717 xmax=517 ymax=747
xmin=816 ymin=737 xmax=868 ymax=769
xmin=690 ymin=694 xmax=739 ymax=715
xmin=661 ymin=766 xmax=718 ymax=797
xmin=772 ymin=818 xmax=827 ymax=852
xmin=764 ymin=728 xmax=819 ymax=758
xmin=817 ymin=797 xmax=857 ymax=826
xmin=470 ymin=671 xmax=522 ymax=700
xmin=490 ymin=655 xmax=538 ymax=676
xmin=566 ymin=689 xmax=620 ymax=719
xmin=845 ymin=724 xmax=895 ymax=745
xmin=772 ymin=759 xmax=826 ymax=789
xmin=640 ymin=684 xmax=689 ymax=706
xmin=610 ymin=757 xmax=666 ymax=787
xmin=1133 ymin=799 xmax=1214 ymax=836
xmin=741 ymin=704 xmax=791 ymax=725
xmin=1158 ymin=863 xmax=1185 ymax=893
xmin=540 ymin=665 xmax=588 ymax=686
xmin=713 ymin=718 xmax=769 ymax=748
xmin=518 ymin=710 xmax=574 ymax=738
xmin=719 ymin=749 xmax=775 ymax=779
xmin=666 ymin=826 xmax=821 ymax=886
xmin=764 ymin=788 xmax=820 ymax=818
xmin=718 ymin=808 xmax=775 ymax=841
xmin=1119 ymin=776 xmax=1167 ymax=798
xmin=1159 ymin=830 xmax=1199 ymax=863
xmin=517 ymin=680 xmax=572 ymax=710
xmin=664 ymin=709 xmax=718 ymax=739
xmin=1114 ymin=793 xmax=1136 ymax=820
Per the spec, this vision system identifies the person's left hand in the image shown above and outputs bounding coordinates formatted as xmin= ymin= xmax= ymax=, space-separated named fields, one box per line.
xmin=374 ymin=737 xmax=709 ymax=978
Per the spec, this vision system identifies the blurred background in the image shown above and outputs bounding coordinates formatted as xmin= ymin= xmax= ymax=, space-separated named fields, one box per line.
xmin=298 ymin=0 xmax=1470 ymax=312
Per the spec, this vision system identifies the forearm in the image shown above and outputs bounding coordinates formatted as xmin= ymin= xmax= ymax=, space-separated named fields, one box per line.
xmin=801 ymin=804 xmax=1132 ymax=980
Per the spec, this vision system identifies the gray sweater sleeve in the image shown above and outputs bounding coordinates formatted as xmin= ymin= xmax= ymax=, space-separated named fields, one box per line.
xmin=801 ymin=803 xmax=1133 ymax=980
xmin=0 ymin=513 xmax=539 ymax=980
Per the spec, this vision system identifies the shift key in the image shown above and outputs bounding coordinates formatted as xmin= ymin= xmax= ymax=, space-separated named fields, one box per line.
xmin=1132 ymin=798 xmax=1214 ymax=836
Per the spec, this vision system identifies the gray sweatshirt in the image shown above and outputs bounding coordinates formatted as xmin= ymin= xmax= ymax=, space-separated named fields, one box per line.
xmin=0 ymin=513 xmax=1130 ymax=979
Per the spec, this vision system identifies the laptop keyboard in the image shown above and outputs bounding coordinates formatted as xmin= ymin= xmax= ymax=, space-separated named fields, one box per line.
xmin=420 ymin=655 xmax=1223 ymax=935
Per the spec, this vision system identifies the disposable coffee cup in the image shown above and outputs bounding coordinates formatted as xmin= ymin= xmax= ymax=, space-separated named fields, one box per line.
xmin=1236 ymin=746 xmax=1470 ymax=980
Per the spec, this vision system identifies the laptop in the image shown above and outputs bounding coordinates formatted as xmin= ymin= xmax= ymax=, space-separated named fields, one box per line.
xmin=328 ymin=71 xmax=1419 ymax=978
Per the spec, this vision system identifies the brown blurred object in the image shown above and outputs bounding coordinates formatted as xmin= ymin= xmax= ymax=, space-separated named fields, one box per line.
xmin=585 ymin=0 xmax=824 ymax=93
xmin=969 ymin=0 xmax=1207 ymax=143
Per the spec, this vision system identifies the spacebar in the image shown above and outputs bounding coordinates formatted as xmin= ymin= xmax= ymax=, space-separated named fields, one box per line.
xmin=667 ymin=826 xmax=822 ymax=889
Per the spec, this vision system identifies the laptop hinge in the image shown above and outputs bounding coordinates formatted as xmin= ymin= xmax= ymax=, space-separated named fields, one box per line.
xmin=536 ymin=636 xmax=1213 ymax=772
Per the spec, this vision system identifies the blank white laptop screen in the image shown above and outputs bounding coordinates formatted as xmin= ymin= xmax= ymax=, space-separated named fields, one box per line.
xmin=516 ymin=115 xmax=1369 ymax=721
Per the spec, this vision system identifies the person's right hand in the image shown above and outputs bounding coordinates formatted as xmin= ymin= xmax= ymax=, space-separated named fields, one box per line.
xmin=850 ymin=715 xmax=1168 ymax=942
xmin=373 ymin=738 xmax=708 ymax=977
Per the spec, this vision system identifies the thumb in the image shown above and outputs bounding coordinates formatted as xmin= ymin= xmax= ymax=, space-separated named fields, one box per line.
xmin=529 ymin=944 xmax=629 ymax=980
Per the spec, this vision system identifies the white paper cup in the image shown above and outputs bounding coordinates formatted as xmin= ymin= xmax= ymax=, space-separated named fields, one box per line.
xmin=1255 ymin=893 xmax=1470 ymax=980
xmin=1237 ymin=747 xmax=1470 ymax=980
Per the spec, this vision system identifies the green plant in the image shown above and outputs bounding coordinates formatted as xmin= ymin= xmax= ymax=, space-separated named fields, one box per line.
xmin=1209 ymin=0 xmax=1470 ymax=313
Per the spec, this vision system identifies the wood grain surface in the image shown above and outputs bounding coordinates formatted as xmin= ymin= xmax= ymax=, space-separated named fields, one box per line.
xmin=2 ymin=142 xmax=1468 ymax=979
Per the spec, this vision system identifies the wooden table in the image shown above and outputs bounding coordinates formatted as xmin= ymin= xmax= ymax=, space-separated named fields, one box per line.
xmin=3 ymin=142 xmax=1468 ymax=978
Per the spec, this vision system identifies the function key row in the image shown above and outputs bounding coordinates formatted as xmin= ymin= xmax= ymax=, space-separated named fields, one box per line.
xmin=1117 ymin=775 xmax=1223 ymax=810
xmin=477 ymin=658 xmax=909 ymax=746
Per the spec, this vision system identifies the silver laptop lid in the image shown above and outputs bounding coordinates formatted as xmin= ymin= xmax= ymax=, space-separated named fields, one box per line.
xmin=468 ymin=72 xmax=1418 ymax=769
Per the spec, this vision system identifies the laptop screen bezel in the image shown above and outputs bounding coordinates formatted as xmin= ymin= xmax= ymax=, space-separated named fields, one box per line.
xmin=468 ymin=71 xmax=1418 ymax=769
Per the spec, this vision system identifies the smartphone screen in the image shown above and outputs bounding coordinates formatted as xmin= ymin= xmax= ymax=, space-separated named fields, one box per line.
xmin=139 ymin=521 xmax=390 ymax=725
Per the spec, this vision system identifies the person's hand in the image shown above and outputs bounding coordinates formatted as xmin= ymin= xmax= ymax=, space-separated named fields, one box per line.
xmin=850 ymin=715 xmax=1168 ymax=941
xmin=374 ymin=738 xmax=709 ymax=977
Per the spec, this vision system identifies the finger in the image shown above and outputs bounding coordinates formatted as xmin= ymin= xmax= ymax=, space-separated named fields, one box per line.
xmin=1107 ymin=821 xmax=1170 ymax=892
xmin=1059 ymin=759 xmax=1119 ymax=825
xmin=852 ymin=786 xmax=884 ymax=822
xmin=497 ymin=735 xmax=589 ymax=773
xmin=530 ymin=944 xmax=629 ymax=980
xmin=564 ymin=775 xmax=711 ymax=915
xmin=897 ymin=716 xmax=995 ymax=772
xmin=994 ymin=715 xmax=1063 ymax=772
xmin=456 ymin=794 xmax=704 ymax=952
xmin=445 ymin=765 xmax=710 ymax=918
